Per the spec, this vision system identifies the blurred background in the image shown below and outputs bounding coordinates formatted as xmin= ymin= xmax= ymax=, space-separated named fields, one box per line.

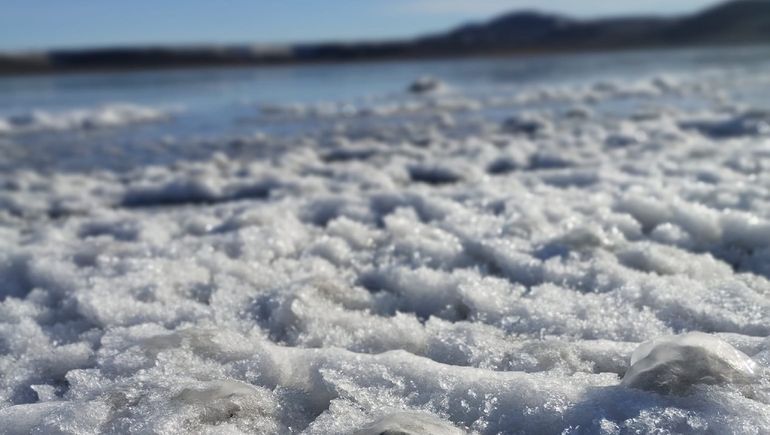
xmin=1 ymin=0 xmax=769 ymax=172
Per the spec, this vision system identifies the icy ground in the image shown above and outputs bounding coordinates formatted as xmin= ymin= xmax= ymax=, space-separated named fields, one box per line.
xmin=1 ymin=66 xmax=770 ymax=434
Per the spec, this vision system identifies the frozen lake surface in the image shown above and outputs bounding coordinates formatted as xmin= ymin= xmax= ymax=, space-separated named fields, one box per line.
xmin=1 ymin=46 xmax=770 ymax=433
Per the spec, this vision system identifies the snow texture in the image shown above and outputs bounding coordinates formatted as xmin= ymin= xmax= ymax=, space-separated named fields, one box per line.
xmin=1 ymin=66 xmax=769 ymax=434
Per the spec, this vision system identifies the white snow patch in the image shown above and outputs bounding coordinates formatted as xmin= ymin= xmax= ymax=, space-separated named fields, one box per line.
xmin=0 ymin=103 xmax=173 ymax=135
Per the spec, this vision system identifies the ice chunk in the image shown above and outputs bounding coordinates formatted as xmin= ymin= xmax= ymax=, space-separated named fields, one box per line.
xmin=680 ymin=110 xmax=770 ymax=138
xmin=621 ymin=332 xmax=759 ymax=394
xmin=407 ymin=164 xmax=462 ymax=185
xmin=408 ymin=76 xmax=445 ymax=94
xmin=353 ymin=411 xmax=463 ymax=435
xmin=502 ymin=113 xmax=553 ymax=136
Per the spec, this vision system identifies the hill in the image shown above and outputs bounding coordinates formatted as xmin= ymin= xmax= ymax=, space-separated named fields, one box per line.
xmin=1 ymin=0 xmax=769 ymax=75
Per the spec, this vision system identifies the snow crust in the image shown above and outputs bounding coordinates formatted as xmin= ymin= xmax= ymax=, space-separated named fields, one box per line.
xmin=1 ymin=67 xmax=770 ymax=434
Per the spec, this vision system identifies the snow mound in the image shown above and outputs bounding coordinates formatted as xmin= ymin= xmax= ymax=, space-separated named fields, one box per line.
xmin=622 ymin=332 xmax=759 ymax=394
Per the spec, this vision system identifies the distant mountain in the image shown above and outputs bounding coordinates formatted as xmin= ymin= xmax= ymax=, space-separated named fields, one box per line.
xmin=2 ymin=0 xmax=770 ymax=75
xmin=665 ymin=0 xmax=770 ymax=43
xmin=427 ymin=12 xmax=577 ymax=48
xmin=415 ymin=0 xmax=770 ymax=54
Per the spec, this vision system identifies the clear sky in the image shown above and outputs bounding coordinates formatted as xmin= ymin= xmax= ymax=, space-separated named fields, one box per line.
xmin=0 ymin=0 xmax=722 ymax=52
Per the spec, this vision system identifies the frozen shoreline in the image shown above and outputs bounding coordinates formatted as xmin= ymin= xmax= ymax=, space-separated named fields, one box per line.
xmin=1 ymin=64 xmax=770 ymax=433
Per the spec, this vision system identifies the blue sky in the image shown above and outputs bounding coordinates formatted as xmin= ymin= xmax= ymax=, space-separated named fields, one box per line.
xmin=0 ymin=0 xmax=721 ymax=52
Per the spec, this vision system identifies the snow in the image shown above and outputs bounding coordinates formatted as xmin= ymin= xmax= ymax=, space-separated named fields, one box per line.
xmin=352 ymin=411 xmax=464 ymax=435
xmin=0 ymin=104 xmax=173 ymax=135
xmin=0 ymin=60 xmax=770 ymax=434
xmin=622 ymin=332 xmax=759 ymax=394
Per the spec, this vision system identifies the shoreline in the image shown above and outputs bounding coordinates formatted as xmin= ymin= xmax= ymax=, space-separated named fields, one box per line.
xmin=1 ymin=40 xmax=768 ymax=78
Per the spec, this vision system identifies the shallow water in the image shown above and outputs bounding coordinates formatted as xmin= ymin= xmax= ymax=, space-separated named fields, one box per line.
xmin=1 ymin=46 xmax=770 ymax=434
